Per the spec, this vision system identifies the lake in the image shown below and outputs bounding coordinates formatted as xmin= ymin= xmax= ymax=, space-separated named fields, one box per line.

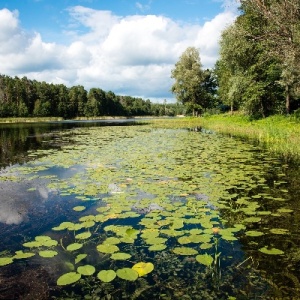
xmin=0 ymin=119 xmax=299 ymax=300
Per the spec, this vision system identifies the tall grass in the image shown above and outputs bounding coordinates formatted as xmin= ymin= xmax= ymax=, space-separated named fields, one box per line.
xmin=147 ymin=114 xmax=300 ymax=161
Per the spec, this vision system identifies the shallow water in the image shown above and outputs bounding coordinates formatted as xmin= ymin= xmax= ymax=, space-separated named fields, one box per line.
xmin=0 ymin=120 xmax=299 ymax=299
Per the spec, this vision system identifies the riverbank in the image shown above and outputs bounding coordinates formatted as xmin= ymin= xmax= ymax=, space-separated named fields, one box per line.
xmin=147 ymin=114 xmax=300 ymax=161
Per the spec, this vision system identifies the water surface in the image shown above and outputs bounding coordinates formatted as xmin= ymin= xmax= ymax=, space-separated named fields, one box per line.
xmin=0 ymin=120 xmax=299 ymax=299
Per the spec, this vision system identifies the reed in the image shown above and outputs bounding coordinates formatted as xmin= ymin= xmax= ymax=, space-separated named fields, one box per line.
xmin=147 ymin=114 xmax=300 ymax=161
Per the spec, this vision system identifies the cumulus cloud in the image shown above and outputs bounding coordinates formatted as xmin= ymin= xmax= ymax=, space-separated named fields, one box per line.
xmin=0 ymin=6 xmax=238 ymax=102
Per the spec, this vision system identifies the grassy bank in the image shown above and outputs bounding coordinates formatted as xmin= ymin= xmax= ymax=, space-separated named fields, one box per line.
xmin=0 ymin=117 xmax=64 ymax=123
xmin=148 ymin=114 xmax=300 ymax=161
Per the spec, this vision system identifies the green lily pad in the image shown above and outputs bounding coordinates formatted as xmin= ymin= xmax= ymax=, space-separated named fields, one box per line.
xmin=77 ymin=265 xmax=96 ymax=276
xmin=270 ymin=228 xmax=290 ymax=235
xmin=35 ymin=236 xmax=51 ymax=242
xmin=75 ymin=231 xmax=92 ymax=240
xmin=277 ymin=208 xmax=293 ymax=213
xmin=110 ymin=252 xmax=132 ymax=260
xmin=173 ymin=247 xmax=198 ymax=256
xmin=132 ymin=262 xmax=154 ymax=277
xmin=97 ymin=270 xmax=116 ymax=282
xmin=97 ymin=244 xmax=119 ymax=254
xmin=200 ymin=243 xmax=213 ymax=250
xmin=67 ymin=243 xmax=83 ymax=251
xmin=39 ymin=250 xmax=58 ymax=258
xmin=245 ymin=230 xmax=264 ymax=237
xmin=116 ymin=268 xmax=139 ymax=281
xmin=57 ymin=272 xmax=81 ymax=286
xmin=259 ymin=246 xmax=284 ymax=255
xmin=73 ymin=206 xmax=86 ymax=211
xmin=23 ymin=241 xmax=42 ymax=248
xmin=103 ymin=237 xmax=121 ymax=245
xmin=196 ymin=254 xmax=214 ymax=266
xmin=75 ymin=254 xmax=87 ymax=264
xmin=0 ymin=257 xmax=14 ymax=266
xmin=14 ymin=251 xmax=35 ymax=259
xmin=148 ymin=244 xmax=167 ymax=251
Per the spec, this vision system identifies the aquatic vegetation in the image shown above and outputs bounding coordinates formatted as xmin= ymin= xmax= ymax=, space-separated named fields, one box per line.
xmin=0 ymin=123 xmax=299 ymax=299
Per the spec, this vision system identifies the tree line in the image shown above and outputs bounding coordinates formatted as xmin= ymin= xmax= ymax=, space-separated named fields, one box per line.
xmin=171 ymin=0 xmax=300 ymax=118
xmin=0 ymin=75 xmax=184 ymax=118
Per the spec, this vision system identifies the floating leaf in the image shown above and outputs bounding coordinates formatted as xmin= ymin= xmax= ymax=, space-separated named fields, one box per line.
xmin=173 ymin=247 xmax=198 ymax=256
xmin=73 ymin=206 xmax=86 ymax=212
xmin=57 ymin=272 xmax=81 ymax=286
xmin=125 ymin=228 xmax=139 ymax=237
xmin=277 ymin=208 xmax=293 ymax=214
xmin=75 ymin=254 xmax=87 ymax=264
xmin=103 ymin=237 xmax=121 ymax=245
xmin=148 ymin=244 xmax=167 ymax=251
xmin=270 ymin=228 xmax=290 ymax=235
xmin=97 ymin=244 xmax=119 ymax=254
xmin=97 ymin=270 xmax=116 ymax=282
xmin=0 ymin=257 xmax=14 ymax=266
xmin=110 ymin=252 xmax=131 ymax=260
xmin=35 ymin=236 xmax=51 ymax=242
xmin=23 ymin=241 xmax=42 ymax=248
xmin=200 ymin=243 xmax=213 ymax=250
xmin=243 ymin=217 xmax=261 ymax=223
xmin=132 ymin=262 xmax=154 ymax=277
xmin=75 ymin=231 xmax=91 ymax=240
xmin=196 ymin=254 xmax=214 ymax=266
xmin=116 ymin=268 xmax=138 ymax=281
xmin=77 ymin=265 xmax=95 ymax=276
xmin=259 ymin=246 xmax=284 ymax=255
xmin=67 ymin=243 xmax=83 ymax=251
xmin=39 ymin=250 xmax=58 ymax=258
xmin=245 ymin=231 xmax=264 ymax=237
xmin=14 ymin=251 xmax=35 ymax=259
xmin=43 ymin=239 xmax=58 ymax=247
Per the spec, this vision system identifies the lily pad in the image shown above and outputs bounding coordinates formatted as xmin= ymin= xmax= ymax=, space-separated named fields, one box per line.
xmin=75 ymin=254 xmax=87 ymax=264
xmin=77 ymin=265 xmax=96 ymax=276
xmin=57 ymin=272 xmax=81 ymax=285
xmin=116 ymin=268 xmax=139 ymax=281
xmin=75 ymin=231 xmax=92 ymax=240
xmin=0 ymin=257 xmax=14 ymax=266
xmin=196 ymin=254 xmax=214 ymax=266
xmin=259 ymin=246 xmax=284 ymax=255
xmin=110 ymin=252 xmax=132 ymax=260
xmin=97 ymin=244 xmax=119 ymax=254
xmin=132 ymin=262 xmax=154 ymax=277
xmin=148 ymin=244 xmax=167 ymax=251
xmin=270 ymin=228 xmax=290 ymax=235
xmin=97 ymin=270 xmax=116 ymax=282
xmin=39 ymin=250 xmax=58 ymax=258
xmin=67 ymin=243 xmax=83 ymax=251
xmin=14 ymin=251 xmax=35 ymax=259
xmin=73 ymin=206 xmax=86 ymax=211
xmin=245 ymin=230 xmax=264 ymax=237
xmin=173 ymin=247 xmax=198 ymax=256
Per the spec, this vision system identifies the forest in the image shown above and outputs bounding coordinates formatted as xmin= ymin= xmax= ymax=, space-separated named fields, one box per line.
xmin=0 ymin=75 xmax=184 ymax=119
xmin=1 ymin=0 xmax=299 ymax=120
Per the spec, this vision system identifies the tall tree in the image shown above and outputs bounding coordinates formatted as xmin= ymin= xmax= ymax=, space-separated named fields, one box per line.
xmin=241 ymin=0 xmax=300 ymax=113
xmin=171 ymin=47 xmax=207 ymax=116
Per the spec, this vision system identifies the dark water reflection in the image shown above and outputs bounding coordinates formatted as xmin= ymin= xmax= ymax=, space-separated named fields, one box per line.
xmin=0 ymin=119 xmax=138 ymax=169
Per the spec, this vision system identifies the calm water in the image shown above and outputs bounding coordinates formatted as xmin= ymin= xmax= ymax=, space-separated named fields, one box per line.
xmin=0 ymin=120 xmax=299 ymax=300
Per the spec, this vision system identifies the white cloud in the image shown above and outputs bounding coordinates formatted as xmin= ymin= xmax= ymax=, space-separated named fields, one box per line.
xmin=0 ymin=6 xmax=238 ymax=102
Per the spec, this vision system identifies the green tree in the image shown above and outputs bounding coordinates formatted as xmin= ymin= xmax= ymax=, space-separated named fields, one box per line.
xmin=171 ymin=47 xmax=206 ymax=116
xmin=241 ymin=0 xmax=300 ymax=113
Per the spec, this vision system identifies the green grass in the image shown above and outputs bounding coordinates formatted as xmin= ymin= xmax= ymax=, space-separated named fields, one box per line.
xmin=147 ymin=114 xmax=300 ymax=161
xmin=0 ymin=117 xmax=64 ymax=123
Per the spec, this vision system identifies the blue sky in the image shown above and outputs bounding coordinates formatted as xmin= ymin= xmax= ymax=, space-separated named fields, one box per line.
xmin=0 ymin=0 xmax=239 ymax=102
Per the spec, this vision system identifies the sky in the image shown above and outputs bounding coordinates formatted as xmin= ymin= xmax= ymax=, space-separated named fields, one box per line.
xmin=0 ymin=0 xmax=240 ymax=103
